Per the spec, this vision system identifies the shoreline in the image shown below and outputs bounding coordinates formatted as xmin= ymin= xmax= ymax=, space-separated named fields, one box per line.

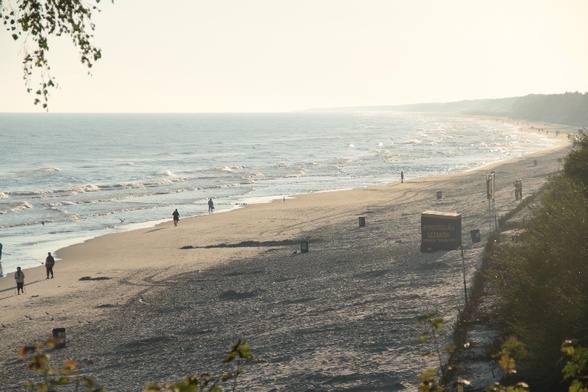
xmin=0 ymin=116 xmax=568 ymax=276
xmin=0 ymin=120 xmax=572 ymax=295
xmin=0 ymin=117 xmax=570 ymax=277
xmin=0 ymin=122 xmax=575 ymax=390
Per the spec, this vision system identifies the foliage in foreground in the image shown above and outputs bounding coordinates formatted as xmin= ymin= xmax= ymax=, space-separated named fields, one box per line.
xmin=416 ymin=335 xmax=588 ymax=392
xmin=19 ymin=338 xmax=255 ymax=392
xmin=488 ymin=134 xmax=588 ymax=390
xmin=415 ymin=312 xmax=456 ymax=390
xmin=0 ymin=0 xmax=111 ymax=109
xmin=19 ymin=337 xmax=105 ymax=391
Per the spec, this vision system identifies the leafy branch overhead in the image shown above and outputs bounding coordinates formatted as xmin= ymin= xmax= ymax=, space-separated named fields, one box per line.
xmin=0 ymin=0 xmax=112 ymax=109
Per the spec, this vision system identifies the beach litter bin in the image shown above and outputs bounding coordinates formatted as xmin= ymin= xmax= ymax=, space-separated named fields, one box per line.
xmin=358 ymin=217 xmax=366 ymax=227
xmin=470 ymin=229 xmax=481 ymax=243
xmin=436 ymin=191 xmax=443 ymax=199
xmin=300 ymin=241 xmax=309 ymax=253
xmin=52 ymin=328 xmax=66 ymax=349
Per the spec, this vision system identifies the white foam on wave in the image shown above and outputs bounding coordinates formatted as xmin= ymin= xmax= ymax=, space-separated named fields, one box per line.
xmin=242 ymin=172 xmax=265 ymax=179
xmin=44 ymin=201 xmax=75 ymax=208
xmin=16 ymin=166 xmax=61 ymax=176
xmin=286 ymin=169 xmax=307 ymax=178
xmin=37 ymin=167 xmax=61 ymax=173
xmin=10 ymin=201 xmax=33 ymax=212
xmin=70 ymin=184 xmax=101 ymax=194
xmin=216 ymin=165 xmax=244 ymax=172
xmin=145 ymin=178 xmax=175 ymax=186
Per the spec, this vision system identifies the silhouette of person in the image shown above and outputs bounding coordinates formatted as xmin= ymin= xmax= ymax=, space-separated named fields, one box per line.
xmin=208 ymin=198 xmax=214 ymax=214
xmin=172 ymin=209 xmax=180 ymax=226
xmin=15 ymin=267 xmax=25 ymax=294
xmin=401 ymin=171 xmax=404 ymax=183
xmin=45 ymin=252 xmax=55 ymax=279
xmin=0 ymin=242 xmax=3 ymax=260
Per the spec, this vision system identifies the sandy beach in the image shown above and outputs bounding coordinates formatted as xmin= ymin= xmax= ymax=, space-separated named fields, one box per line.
xmin=0 ymin=122 xmax=574 ymax=391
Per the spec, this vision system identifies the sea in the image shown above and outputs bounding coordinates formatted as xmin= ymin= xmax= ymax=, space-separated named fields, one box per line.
xmin=0 ymin=112 xmax=555 ymax=276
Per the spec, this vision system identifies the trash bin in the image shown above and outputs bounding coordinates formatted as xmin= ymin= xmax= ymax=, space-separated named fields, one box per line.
xmin=358 ymin=217 xmax=366 ymax=227
xmin=470 ymin=229 xmax=481 ymax=243
xmin=436 ymin=191 xmax=443 ymax=199
xmin=300 ymin=241 xmax=309 ymax=253
xmin=52 ymin=328 xmax=66 ymax=349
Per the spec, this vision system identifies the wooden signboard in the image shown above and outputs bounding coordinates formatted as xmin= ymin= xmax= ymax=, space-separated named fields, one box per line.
xmin=420 ymin=210 xmax=462 ymax=252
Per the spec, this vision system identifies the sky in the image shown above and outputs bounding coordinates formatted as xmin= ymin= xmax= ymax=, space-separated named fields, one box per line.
xmin=1 ymin=0 xmax=587 ymax=113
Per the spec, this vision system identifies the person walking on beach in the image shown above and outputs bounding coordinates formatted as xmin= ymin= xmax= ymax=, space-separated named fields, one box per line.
xmin=45 ymin=252 xmax=55 ymax=279
xmin=0 ymin=242 xmax=3 ymax=260
xmin=172 ymin=209 xmax=180 ymax=226
xmin=15 ymin=267 xmax=25 ymax=294
xmin=400 ymin=171 xmax=404 ymax=183
xmin=514 ymin=179 xmax=524 ymax=201
xmin=208 ymin=198 xmax=214 ymax=214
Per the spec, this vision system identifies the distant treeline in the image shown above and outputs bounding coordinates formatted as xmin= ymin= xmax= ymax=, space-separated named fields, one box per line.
xmin=320 ymin=92 xmax=588 ymax=127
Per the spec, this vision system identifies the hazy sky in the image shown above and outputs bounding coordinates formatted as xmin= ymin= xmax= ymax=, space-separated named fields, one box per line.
xmin=1 ymin=0 xmax=587 ymax=113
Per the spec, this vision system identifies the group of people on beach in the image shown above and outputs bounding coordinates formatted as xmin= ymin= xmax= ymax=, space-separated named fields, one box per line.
xmin=11 ymin=197 xmax=218 ymax=295
xmin=12 ymin=251 xmax=56 ymax=295
xmin=172 ymin=198 xmax=215 ymax=227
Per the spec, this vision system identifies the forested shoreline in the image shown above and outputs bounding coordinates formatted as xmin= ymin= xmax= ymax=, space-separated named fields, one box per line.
xmin=318 ymin=92 xmax=588 ymax=128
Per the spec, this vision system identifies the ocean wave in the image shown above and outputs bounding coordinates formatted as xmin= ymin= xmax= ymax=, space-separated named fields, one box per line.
xmin=356 ymin=124 xmax=382 ymax=130
xmin=70 ymin=184 xmax=101 ymax=194
xmin=242 ymin=172 xmax=264 ymax=179
xmin=103 ymin=182 xmax=144 ymax=190
xmin=15 ymin=166 xmax=61 ymax=176
xmin=0 ymin=192 xmax=8 ymax=199
xmin=44 ymin=201 xmax=75 ymax=208
xmin=144 ymin=178 xmax=175 ymax=187
xmin=8 ymin=201 xmax=33 ymax=213
xmin=99 ymin=178 xmax=184 ymax=190
xmin=216 ymin=165 xmax=245 ymax=172
xmin=286 ymin=169 xmax=307 ymax=178
xmin=36 ymin=167 xmax=61 ymax=173
xmin=10 ymin=190 xmax=52 ymax=196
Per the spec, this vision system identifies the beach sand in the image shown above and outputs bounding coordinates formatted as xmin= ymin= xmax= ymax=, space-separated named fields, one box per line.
xmin=0 ymin=122 xmax=574 ymax=391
